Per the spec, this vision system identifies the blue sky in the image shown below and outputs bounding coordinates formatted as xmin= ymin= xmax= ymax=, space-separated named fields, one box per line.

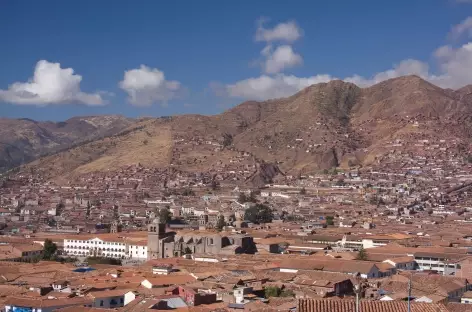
xmin=1 ymin=0 xmax=472 ymax=121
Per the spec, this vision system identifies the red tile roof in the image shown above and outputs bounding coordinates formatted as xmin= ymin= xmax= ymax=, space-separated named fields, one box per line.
xmin=297 ymin=299 xmax=449 ymax=312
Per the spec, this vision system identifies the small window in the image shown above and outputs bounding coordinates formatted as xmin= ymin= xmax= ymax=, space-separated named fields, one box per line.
xmin=100 ymin=300 xmax=104 ymax=306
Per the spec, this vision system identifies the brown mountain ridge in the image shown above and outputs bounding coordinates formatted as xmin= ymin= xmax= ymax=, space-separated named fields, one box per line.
xmin=6 ymin=75 xmax=472 ymax=180
xmin=0 ymin=115 xmax=134 ymax=173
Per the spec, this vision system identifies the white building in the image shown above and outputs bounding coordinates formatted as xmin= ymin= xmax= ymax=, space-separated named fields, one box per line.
xmin=413 ymin=252 xmax=461 ymax=274
xmin=152 ymin=265 xmax=173 ymax=275
xmin=181 ymin=206 xmax=195 ymax=215
xmin=64 ymin=237 xmax=147 ymax=260
xmin=383 ymin=257 xmax=416 ymax=270
xmin=89 ymin=290 xmax=136 ymax=308
xmin=461 ymin=291 xmax=472 ymax=304
xmin=144 ymin=199 xmax=173 ymax=205
xmin=339 ymin=236 xmax=388 ymax=250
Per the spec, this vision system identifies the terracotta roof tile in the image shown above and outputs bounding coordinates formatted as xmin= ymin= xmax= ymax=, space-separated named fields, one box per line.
xmin=447 ymin=302 xmax=472 ymax=312
xmin=144 ymin=274 xmax=196 ymax=286
xmin=297 ymin=299 xmax=449 ymax=312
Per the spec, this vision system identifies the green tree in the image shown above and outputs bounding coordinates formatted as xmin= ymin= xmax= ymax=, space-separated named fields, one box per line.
xmin=159 ymin=208 xmax=172 ymax=224
xmin=325 ymin=216 xmax=334 ymax=226
xmin=86 ymin=201 xmax=91 ymax=218
xmin=55 ymin=202 xmax=65 ymax=216
xmin=356 ymin=246 xmax=368 ymax=261
xmin=216 ymin=217 xmax=226 ymax=231
xmin=264 ymin=286 xmax=282 ymax=298
xmin=245 ymin=204 xmax=273 ymax=224
xmin=43 ymin=239 xmax=57 ymax=260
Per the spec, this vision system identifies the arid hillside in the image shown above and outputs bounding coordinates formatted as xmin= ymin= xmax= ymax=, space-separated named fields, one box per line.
xmin=12 ymin=75 xmax=472 ymax=180
xmin=0 ymin=115 xmax=135 ymax=173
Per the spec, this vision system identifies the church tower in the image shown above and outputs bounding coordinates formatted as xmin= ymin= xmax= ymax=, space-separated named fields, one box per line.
xmin=147 ymin=218 xmax=166 ymax=259
xmin=110 ymin=220 xmax=119 ymax=233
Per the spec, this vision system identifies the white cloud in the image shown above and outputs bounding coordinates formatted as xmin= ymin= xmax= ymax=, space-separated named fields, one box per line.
xmin=119 ymin=65 xmax=181 ymax=107
xmin=223 ymin=59 xmax=433 ymax=101
xmin=225 ymin=74 xmax=335 ymax=101
xmin=263 ymin=45 xmax=303 ymax=74
xmin=255 ymin=19 xmax=302 ymax=43
xmin=344 ymin=59 xmax=430 ymax=87
xmin=218 ymin=17 xmax=472 ymax=101
xmin=346 ymin=43 xmax=472 ymax=89
xmin=222 ymin=42 xmax=472 ymax=100
xmin=0 ymin=60 xmax=104 ymax=106
xmin=429 ymin=42 xmax=472 ymax=88
xmin=450 ymin=16 xmax=472 ymax=39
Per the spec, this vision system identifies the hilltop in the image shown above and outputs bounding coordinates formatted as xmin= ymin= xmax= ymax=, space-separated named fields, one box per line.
xmin=6 ymin=75 xmax=472 ymax=181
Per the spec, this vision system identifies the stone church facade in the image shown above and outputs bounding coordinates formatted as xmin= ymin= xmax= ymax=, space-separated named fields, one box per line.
xmin=147 ymin=219 xmax=256 ymax=259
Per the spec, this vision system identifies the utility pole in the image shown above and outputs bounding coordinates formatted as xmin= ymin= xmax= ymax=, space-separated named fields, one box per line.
xmin=354 ymin=283 xmax=360 ymax=312
xmin=407 ymin=278 xmax=411 ymax=312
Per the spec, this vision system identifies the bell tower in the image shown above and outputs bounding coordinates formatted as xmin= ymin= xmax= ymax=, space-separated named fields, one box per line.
xmin=147 ymin=219 xmax=166 ymax=259
xmin=110 ymin=220 xmax=119 ymax=233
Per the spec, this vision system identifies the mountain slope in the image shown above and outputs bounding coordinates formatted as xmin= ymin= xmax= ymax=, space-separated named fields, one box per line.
xmin=0 ymin=115 xmax=134 ymax=173
xmin=24 ymin=119 xmax=172 ymax=178
xmin=14 ymin=75 xmax=472 ymax=180
xmin=231 ymin=80 xmax=362 ymax=172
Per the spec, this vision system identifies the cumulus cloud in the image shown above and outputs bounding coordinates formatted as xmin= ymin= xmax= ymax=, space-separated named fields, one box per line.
xmin=429 ymin=42 xmax=472 ymax=88
xmin=449 ymin=16 xmax=472 ymax=40
xmin=119 ymin=65 xmax=181 ymax=107
xmin=255 ymin=19 xmax=302 ymax=43
xmin=222 ymin=42 xmax=472 ymax=101
xmin=215 ymin=17 xmax=472 ymax=101
xmin=345 ymin=43 xmax=472 ymax=89
xmin=344 ymin=59 xmax=430 ymax=87
xmin=0 ymin=60 xmax=104 ymax=106
xmin=262 ymin=45 xmax=303 ymax=74
xmin=225 ymin=74 xmax=335 ymax=101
